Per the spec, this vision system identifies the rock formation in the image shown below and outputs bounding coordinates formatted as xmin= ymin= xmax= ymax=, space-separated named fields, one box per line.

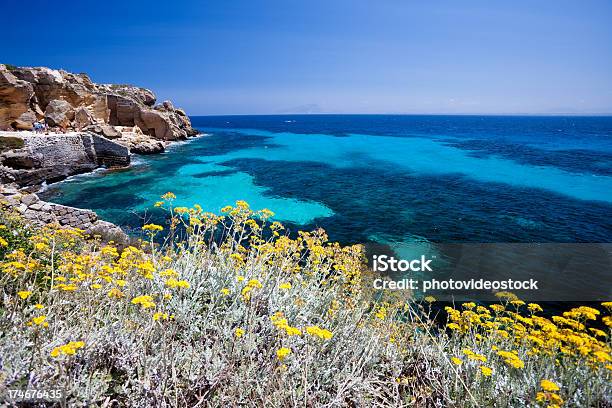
xmin=0 ymin=63 xmax=198 ymax=241
xmin=114 ymin=126 xmax=166 ymax=154
xmin=0 ymin=132 xmax=130 ymax=186
xmin=0 ymin=185 xmax=128 ymax=244
xmin=0 ymin=64 xmax=197 ymax=142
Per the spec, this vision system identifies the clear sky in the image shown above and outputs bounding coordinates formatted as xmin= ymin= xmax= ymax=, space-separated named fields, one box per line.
xmin=4 ymin=0 xmax=612 ymax=115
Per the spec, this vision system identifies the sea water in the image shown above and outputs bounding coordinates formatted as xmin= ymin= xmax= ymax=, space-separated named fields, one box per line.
xmin=40 ymin=115 xmax=612 ymax=248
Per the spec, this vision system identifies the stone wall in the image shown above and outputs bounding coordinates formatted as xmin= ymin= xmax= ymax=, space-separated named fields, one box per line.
xmin=1 ymin=185 xmax=128 ymax=243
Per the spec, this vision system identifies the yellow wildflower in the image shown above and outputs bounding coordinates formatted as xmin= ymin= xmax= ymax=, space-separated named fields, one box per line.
xmin=142 ymin=224 xmax=164 ymax=232
xmin=159 ymin=269 xmax=178 ymax=277
xmin=247 ymin=279 xmax=262 ymax=288
xmin=234 ymin=328 xmax=245 ymax=338
xmin=497 ymin=350 xmax=525 ymax=369
xmin=17 ymin=290 xmax=32 ymax=299
xmin=131 ymin=295 xmax=156 ymax=309
xmin=165 ymin=278 xmax=190 ymax=289
xmin=50 ymin=341 xmax=85 ymax=357
xmin=306 ymin=325 xmax=333 ymax=340
xmin=276 ymin=347 xmax=291 ymax=361
xmin=528 ymin=303 xmax=543 ymax=313
xmin=375 ymin=306 xmax=387 ymax=320
xmin=30 ymin=315 xmax=48 ymax=327
xmin=479 ymin=366 xmax=492 ymax=376
xmin=594 ymin=351 xmax=611 ymax=363
xmin=153 ymin=312 xmax=169 ymax=321
xmin=34 ymin=242 xmax=49 ymax=251
xmin=540 ymin=380 xmax=560 ymax=392
xmin=56 ymin=284 xmax=78 ymax=291
xmin=490 ymin=304 xmax=504 ymax=313
xmin=107 ymin=288 xmax=124 ymax=299
xmin=174 ymin=207 xmax=189 ymax=214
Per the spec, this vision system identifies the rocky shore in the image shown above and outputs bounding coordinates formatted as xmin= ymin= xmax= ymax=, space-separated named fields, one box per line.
xmin=0 ymin=64 xmax=199 ymax=239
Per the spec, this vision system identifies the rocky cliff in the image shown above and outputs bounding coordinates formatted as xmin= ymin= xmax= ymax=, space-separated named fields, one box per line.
xmin=0 ymin=132 xmax=130 ymax=186
xmin=0 ymin=64 xmax=197 ymax=143
xmin=0 ymin=64 xmax=198 ymax=241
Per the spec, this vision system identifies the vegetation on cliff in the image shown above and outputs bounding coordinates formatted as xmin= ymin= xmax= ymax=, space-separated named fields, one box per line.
xmin=0 ymin=197 xmax=610 ymax=407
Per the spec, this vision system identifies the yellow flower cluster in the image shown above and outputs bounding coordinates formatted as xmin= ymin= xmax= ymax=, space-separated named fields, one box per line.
xmin=165 ymin=278 xmax=190 ymax=289
xmin=27 ymin=315 xmax=48 ymax=328
xmin=445 ymin=300 xmax=612 ymax=372
xmin=496 ymin=350 xmax=525 ymax=369
xmin=241 ymin=278 xmax=262 ymax=302
xmin=5 ymin=196 xmax=607 ymax=406
xmin=479 ymin=366 xmax=492 ymax=376
xmin=142 ymin=223 xmax=164 ymax=233
xmin=271 ymin=312 xmax=302 ymax=336
xmin=276 ymin=347 xmax=291 ymax=361
xmin=306 ymin=325 xmax=333 ymax=340
xmin=153 ymin=312 xmax=170 ymax=321
xmin=50 ymin=341 xmax=85 ymax=358
xmin=536 ymin=379 xmax=563 ymax=406
xmin=17 ymin=290 xmax=32 ymax=299
xmin=131 ymin=295 xmax=156 ymax=309
xmin=462 ymin=347 xmax=487 ymax=362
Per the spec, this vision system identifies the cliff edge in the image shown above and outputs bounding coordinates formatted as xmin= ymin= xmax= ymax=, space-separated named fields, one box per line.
xmin=0 ymin=64 xmax=197 ymax=152
xmin=0 ymin=64 xmax=199 ymax=241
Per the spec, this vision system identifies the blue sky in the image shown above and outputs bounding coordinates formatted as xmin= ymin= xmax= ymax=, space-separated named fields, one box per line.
xmin=4 ymin=0 xmax=612 ymax=115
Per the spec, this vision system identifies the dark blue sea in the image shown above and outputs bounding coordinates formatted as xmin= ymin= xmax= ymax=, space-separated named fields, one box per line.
xmin=40 ymin=115 xmax=612 ymax=253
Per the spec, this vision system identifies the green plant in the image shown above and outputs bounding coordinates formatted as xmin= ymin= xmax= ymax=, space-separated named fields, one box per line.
xmin=0 ymin=197 xmax=610 ymax=407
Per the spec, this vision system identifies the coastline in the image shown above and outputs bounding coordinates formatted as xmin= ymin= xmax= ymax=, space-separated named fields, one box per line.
xmin=0 ymin=63 xmax=200 ymax=238
xmin=0 ymin=129 xmax=201 ymax=242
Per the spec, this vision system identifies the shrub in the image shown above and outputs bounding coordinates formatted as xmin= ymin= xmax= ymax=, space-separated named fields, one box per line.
xmin=0 ymin=196 xmax=610 ymax=406
xmin=3 ymin=63 xmax=19 ymax=71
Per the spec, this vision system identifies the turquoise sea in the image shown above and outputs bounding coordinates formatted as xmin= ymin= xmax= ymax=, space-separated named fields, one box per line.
xmin=40 ymin=115 xmax=612 ymax=257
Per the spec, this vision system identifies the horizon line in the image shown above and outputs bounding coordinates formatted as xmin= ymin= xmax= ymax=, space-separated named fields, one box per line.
xmin=188 ymin=112 xmax=612 ymax=117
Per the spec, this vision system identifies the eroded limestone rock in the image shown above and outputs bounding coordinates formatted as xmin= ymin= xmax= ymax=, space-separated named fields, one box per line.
xmin=44 ymin=99 xmax=75 ymax=128
xmin=0 ymin=132 xmax=130 ymax=186
xmin=0 ymin=64 xmax=197 ymax=141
